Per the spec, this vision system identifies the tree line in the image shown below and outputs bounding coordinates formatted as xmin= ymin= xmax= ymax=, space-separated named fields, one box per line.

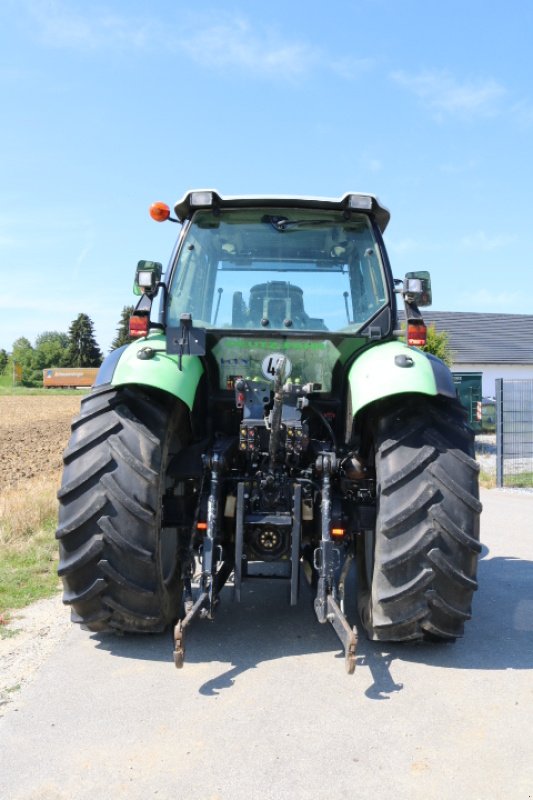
xmin=0 ymin=306 xmax=134 ymax=385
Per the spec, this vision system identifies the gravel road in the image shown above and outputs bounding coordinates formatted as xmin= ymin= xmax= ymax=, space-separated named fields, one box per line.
xmin=0 ymin=594 xmax=70 ymax=714
xmin=0 ymin=487 xmax=532 ymax=800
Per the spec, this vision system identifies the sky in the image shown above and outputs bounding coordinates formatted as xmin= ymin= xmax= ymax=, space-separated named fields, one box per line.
xmin=1 ymin=0 xmax=532 ymax=353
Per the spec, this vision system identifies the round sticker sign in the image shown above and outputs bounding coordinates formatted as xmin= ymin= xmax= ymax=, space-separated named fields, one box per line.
xmin=261 ymin=353 xmax=292 ymax=381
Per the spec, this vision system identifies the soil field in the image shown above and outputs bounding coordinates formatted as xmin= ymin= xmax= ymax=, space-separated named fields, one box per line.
xmin=0 ymin=395 xmax=82 ymax=489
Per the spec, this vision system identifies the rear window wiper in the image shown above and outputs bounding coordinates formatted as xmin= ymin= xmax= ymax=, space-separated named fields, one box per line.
xmin=262 ymin=215 xmax=333 ymax=232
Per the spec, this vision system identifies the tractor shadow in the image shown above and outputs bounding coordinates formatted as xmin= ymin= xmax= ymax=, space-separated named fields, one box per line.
xmin=91 ymin=549 xmax=533 ymax=698
xmin=91 ymin=575 xmax=339 ymax=687
xmin=355 ymin=548 xmax=533 ymax=699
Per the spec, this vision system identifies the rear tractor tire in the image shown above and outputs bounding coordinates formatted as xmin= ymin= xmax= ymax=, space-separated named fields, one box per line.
xmin=56 ymin=385 xmax=188 ymax=633
xmin=358 ymin=396 xmax=482 ymax=642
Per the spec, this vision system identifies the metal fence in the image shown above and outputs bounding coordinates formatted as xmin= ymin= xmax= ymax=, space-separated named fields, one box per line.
xmin=496 ymin=378 xmax=533 ymax=488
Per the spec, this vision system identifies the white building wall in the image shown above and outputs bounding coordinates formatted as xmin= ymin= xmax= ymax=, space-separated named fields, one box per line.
xmin=453 ymin=363 xmax=533 ymax=397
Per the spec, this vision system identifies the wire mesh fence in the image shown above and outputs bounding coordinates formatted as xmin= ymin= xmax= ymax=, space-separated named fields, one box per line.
xmin=495 ymin=378 xmax=533 ymax=488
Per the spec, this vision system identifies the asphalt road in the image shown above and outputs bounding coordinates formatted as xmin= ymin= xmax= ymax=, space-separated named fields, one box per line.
xmin=1 ymin=488 xmax=532 ymax=800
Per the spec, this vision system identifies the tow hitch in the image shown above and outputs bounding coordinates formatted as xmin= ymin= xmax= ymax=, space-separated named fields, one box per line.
xmin=173 ymin=445 xmax=358 ymax=673
xmin=313 ymin=453 xmax=358 ymax=674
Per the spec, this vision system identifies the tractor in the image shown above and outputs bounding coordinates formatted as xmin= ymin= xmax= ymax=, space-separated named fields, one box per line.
xmin=57 ymin=190 xmax=481 ymax=673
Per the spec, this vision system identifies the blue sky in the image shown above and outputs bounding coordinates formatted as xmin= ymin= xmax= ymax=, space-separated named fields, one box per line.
xmin=1 ymin=0 xmax=532 ymax=353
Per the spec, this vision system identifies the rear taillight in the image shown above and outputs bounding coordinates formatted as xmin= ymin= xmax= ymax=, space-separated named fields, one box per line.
xmin=407 ymin=322 xmax=427 ymax=347
xmin=129 ymin=315 xmax=149 ymax=338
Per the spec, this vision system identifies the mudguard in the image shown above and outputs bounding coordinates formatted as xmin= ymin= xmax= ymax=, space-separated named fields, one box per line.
xmin=94 ymin=334 xmax=204 ymax=411
xmin=348 ymin=340 xmax=456 ymax=418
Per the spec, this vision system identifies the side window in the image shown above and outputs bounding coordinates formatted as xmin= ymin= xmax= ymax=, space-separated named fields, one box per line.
xmin=168 ymin=232 xmax=214 ymax=325
xmin=348 ymin=239 xmax=387 ymax=324
xmin=360 ymin=249 xmax=386 ymax=312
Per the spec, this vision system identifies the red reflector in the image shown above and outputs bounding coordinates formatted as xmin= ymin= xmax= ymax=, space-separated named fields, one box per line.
xmin=197 ymin=522 xmax=207 ymax=530
xmin=407 ymin=322 xmax=427 ymax=347
xmin=129 ymin=315 xmax=149 ymax=338
xmin=331 ymin=527 xmax=345 ymax=538
xmin=476 ymin=401 xmax=482 ymax=421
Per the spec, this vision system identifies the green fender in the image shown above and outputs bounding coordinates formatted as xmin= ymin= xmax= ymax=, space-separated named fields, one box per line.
xmin=348 ymin=340 xmax=456 ymax=418
xmin=96 ymin=334 xmax=204 ymax=411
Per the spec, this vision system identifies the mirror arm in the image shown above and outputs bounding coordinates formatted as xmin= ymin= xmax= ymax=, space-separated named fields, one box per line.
xmin=150 ymin=281 xmax=168 ymax=332
xmin=156 ymin=280 xmax=168 ymax=305
xmin=403 ymin=297 xmax=423 ymax=322
xmin=134 ymin=293 xmax=152 ymax=314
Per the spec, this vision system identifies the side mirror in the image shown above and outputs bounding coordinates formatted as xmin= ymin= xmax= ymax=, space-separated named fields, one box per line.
xmin=403 ymin=270 xmax=432 ymax=307
xmin=133 ymin=260 xmax=163 ymax=296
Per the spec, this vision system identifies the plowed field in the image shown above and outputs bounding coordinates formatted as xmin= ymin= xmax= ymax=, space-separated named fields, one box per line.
xmin=0 ymin=396 xmax=81 ymax=489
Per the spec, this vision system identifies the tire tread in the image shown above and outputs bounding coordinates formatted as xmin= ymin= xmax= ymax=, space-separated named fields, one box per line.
xmin=359 ymin=396 xmax=481 ymax=642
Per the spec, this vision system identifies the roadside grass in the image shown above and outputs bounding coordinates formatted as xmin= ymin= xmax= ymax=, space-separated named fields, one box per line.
xmin=479 ymin=469 xmax=533 ymax=490
xmin=0 ymin=385 xmax=83 ymax=397
xmin=0 ymin=473 xmax=61 ymax=621
xmin=503 ymin=472 xmax=533 ymax=489
xmin=479 ymin=470 xmax=496 ymax=489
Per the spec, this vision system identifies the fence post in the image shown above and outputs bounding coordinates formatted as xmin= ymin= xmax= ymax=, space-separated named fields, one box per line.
xmin=496 ymin=378 xmax=503 ymax=488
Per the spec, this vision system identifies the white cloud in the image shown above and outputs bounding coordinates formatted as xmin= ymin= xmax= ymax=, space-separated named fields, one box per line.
xmin=21 ymin=2 xmax=374 ymax=82
xmin=459 ymin=231 xmax=515 ymax=251
xmin=24 ymin=2 xmax=316 ymax=75
xmin=391 ymin=69 xmax=506 ymax=119
xmin=176 ymin=18 xmax=318 ymax=77
xmin=25 ymin=0 xmax=156 ymax=50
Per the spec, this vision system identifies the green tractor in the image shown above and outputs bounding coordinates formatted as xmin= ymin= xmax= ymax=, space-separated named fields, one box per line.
xmin=56 ymin=190 xmax=482 ymax=673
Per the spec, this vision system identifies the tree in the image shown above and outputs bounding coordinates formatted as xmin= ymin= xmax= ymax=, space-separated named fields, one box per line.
xmin=33 ymin=331 xmax=70 ymax=369
xmin=66 ymin=314 xmax=103 ymax=367
xmin=10 ymin=332 xmax=72 ymax=384
xmin=110 ymin=305 xmax=135 ymax=350
xmin=11 ymin=336 xmax=34 ymax=383
xmin=0 ymin=349 xmax=8 ymax=375
xmin=422 ymin=324 xmax=454 ymax=367
xmin=12 ymin=336 xmax=33 ymax=364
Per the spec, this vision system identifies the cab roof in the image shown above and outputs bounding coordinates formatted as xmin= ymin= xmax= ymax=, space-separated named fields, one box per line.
xmin=173 ymin=190 xmax=390 ymax=233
